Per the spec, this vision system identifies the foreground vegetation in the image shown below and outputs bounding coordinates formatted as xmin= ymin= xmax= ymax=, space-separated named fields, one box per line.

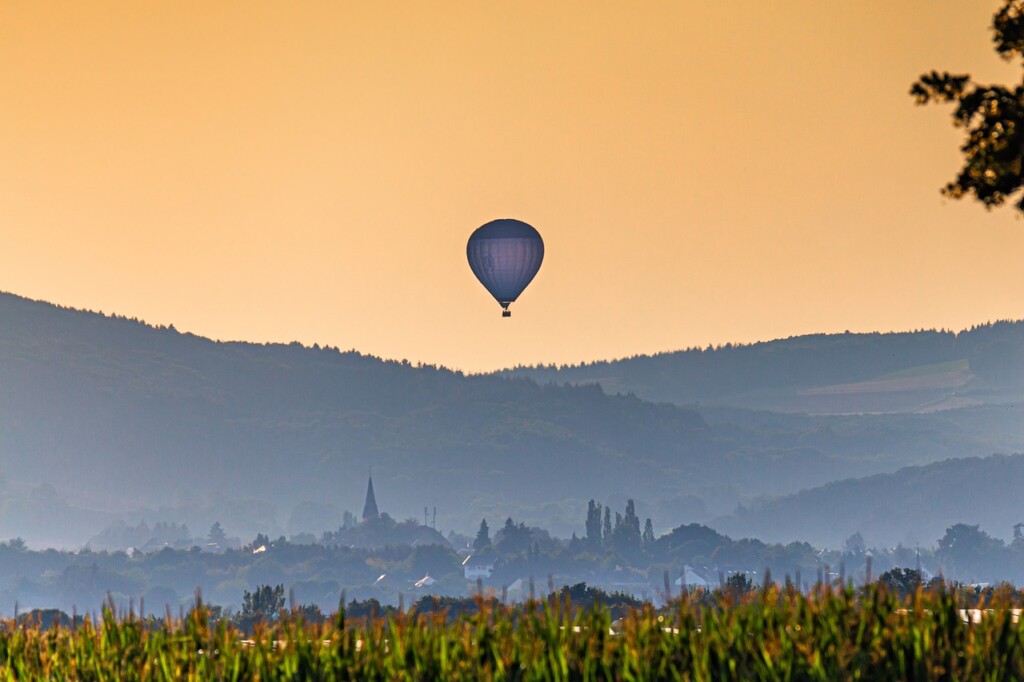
xmin=4 ymin=584 xmax=1024 ymax=680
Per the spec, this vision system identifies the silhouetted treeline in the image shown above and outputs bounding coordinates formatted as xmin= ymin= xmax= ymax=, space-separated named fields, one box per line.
xmin=504 ymin=322 xmax=1024 ymax=404
xmin=716 ymin=453 xmax=1024 ymax=548
xmin=4 ymin=290 xmax=1024 ymax=550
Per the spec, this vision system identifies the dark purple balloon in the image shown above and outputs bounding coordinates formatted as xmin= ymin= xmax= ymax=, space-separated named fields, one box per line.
xmin=467 ymin=219 xmax=544 ymax=316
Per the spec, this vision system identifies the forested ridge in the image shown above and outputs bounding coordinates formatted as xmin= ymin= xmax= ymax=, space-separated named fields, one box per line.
xmin=2 ymin=291 xmax=1024 ymax=550
xmin=716 ymin=453 xmax=1024 ymax=548
xmin=502 ymin=323 xmax=1024 ymax=411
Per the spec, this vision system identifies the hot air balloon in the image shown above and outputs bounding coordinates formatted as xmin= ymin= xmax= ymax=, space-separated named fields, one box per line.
xmin=466 ymin=219 xmax=544 ymax=317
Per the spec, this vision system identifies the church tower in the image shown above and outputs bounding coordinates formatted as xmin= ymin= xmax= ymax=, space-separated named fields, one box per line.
xmin=362 ymin=475 xmax=379 ymax=521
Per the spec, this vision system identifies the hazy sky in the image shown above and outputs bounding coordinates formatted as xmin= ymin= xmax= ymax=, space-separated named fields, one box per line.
xmin=3 ymin=1 xmax=1024 ymax=371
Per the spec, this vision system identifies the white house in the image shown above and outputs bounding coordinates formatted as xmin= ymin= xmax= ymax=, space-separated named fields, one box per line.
xmin=674 ymin=565 xmax=711 ymax=591
xmin=414 ymin=574 xmax=436 ymax=588
xmin=464 ymin=562 xmax=494 ymax=580
xmin=505 ymin=578 xmax=526 ymax=602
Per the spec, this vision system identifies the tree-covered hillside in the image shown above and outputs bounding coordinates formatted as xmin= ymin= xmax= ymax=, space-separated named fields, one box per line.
xmin=0 ymin=292 xmax=715 ymax=545
xmin=502 ymin=324 xmax=1024 ymax=413
xmin=3 ymin=291 xmax=1024 ymax=548
xmin=713 ymin=453 xmax=1024 ymax=548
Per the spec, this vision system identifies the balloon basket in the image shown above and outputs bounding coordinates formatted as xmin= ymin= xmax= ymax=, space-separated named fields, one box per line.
xmin=502 ymin=310 xmax=511 ymax=318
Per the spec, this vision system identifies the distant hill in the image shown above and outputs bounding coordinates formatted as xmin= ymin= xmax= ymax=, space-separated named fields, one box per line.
xmin=713 ymin=453 xmax=1024 ymax=548
xmin=0 ymin=292 xmax=716 ymax=545
xmin=3 ymin=291 xmax=1024 ymax=548
xmin=501 ymin=324 xmax=1024 ymax=414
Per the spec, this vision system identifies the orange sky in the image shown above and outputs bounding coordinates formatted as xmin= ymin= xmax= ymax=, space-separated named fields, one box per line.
xmin=2 ymin=1 xmax=1023 ymax=372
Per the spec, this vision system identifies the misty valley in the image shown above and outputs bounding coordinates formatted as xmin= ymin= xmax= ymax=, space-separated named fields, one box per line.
xmin=1 ymin=291 xmax=1024 ymax=619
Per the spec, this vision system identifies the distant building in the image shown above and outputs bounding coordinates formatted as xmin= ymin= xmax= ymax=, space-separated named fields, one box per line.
xmin=674 ymin=565 xmax=711 ymax=591
xmin=362 ymin=476 xmax=379 ymax=521
xmin=465 ymin=562 xmax=494 ymax=580
xmin=505 ymin=578 xmax=526 ymax=602
xmin=414 ymin=575 xmax=436 ymax=588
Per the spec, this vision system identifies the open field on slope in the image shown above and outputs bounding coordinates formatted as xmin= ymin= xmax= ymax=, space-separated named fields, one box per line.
xmin=800 ymin=359 xmax=972 ymax=396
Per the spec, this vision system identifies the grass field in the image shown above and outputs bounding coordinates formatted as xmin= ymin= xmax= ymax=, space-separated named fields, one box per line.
xmin=875 ymin=359 xmax=971 ymax=382
xmin=2 ymin=584 xmax=1024 ymax=680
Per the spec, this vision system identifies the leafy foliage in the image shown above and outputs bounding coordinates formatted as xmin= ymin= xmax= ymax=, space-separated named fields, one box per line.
xmin=878 ymin=568 xmax=923 ymax=599
xmin=912 ymin=0 xmax=1024 ymax=212
xmin=3 ymin=585 xmax=1024 ymax=678
xmin=241 ymin=584 xmax=285 ymax=620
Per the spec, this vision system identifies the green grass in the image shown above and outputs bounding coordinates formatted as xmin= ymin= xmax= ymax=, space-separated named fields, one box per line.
xmin=1 ymin=585 xmax=1024 ymax=679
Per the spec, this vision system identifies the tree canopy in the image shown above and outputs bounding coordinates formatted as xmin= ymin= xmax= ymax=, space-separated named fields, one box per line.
xmin=913 ymin=1 xmax=1024 ymax=213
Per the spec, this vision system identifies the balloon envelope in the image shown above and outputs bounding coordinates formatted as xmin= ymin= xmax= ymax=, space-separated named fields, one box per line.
xmin=466 ymin=219 xmax=544 ymax=313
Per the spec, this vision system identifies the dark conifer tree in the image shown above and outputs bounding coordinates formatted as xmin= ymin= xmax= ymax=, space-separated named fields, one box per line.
xmin=642 ymin=518 xmax=656 ymax=547
xmin=473 ymin=519 xmax=491 ymax=551
xmin=585 ymin=500 xmax=603 ymax=548
xmin=207 ymin=522 xmax=227 ymax=549
xmin=624 ymin=500 xmax=641 ymax=537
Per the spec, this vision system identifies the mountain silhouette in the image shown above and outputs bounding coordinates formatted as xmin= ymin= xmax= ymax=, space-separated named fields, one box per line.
xmin=2 ymin=291 xmax=1024 ymax=547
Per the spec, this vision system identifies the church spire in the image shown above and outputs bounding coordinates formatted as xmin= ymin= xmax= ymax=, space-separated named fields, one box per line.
xmin=362 ymin=475 xmax=379 ymax=521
